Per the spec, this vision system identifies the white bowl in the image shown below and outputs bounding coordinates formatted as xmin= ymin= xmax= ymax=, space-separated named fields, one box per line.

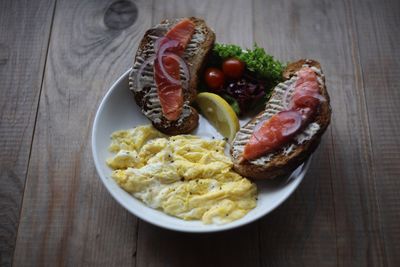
xmin=92 ymin=69 xmax=310 ymax=233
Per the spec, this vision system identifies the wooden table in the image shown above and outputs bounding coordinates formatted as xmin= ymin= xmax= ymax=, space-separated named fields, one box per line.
xmin=1 ymin=0 xmax=399 ymax=266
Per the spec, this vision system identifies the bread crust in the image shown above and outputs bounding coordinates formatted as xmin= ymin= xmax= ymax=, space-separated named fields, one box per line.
xmin=232 ymin=59 xmax=331 ymax=180
xmin=129 ymin=17 xmax=215 ymax=135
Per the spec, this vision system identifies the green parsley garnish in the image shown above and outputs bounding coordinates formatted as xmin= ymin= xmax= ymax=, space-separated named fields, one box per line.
xmin=213 ymin=43 xmax=285 ymax=84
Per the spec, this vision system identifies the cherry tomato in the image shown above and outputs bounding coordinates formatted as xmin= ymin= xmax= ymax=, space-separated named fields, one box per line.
xmin=204 ymin=67 xmax=224 ymax=90
xmin=222 ymin=58 xmax=245 ymax=79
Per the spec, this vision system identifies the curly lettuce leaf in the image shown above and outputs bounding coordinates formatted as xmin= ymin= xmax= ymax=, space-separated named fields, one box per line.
xmin=213 ymin=43 xmax=285 ymax=84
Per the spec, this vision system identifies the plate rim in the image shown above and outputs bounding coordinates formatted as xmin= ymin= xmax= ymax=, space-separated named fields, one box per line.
xmin=91 ymin=69 xmax=310 ymax=233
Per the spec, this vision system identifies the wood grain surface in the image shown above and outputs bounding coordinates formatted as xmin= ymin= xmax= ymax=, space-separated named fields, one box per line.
xmin=1 ymin=0 xmax=399 ymax=266
xmin=350 ymin=0 xmax=400 ymax=265
xmin=0 ymin=0 xmax=56 ymax=266
xmin=12 ymin=0 xmax=152 ymax=265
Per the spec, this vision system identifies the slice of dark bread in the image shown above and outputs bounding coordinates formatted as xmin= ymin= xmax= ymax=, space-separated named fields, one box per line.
xmin=231 ymin=59 xmax=331 ymax=179
xmin=128 ymin=17 xmax=215 ymax=135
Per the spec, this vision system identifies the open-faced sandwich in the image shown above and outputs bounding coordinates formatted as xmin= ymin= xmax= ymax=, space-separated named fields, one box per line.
xmin=128 ymin=17 xmax=215 ymax=134
xmin=231 ymin=59 xmax=331 ymax=179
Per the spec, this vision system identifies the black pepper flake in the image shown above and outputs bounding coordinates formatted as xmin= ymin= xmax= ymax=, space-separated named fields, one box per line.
xmin=180 ymin=177 xmax=184 ymax=182
xmin=212 ymin=136 xmax=215 ymax=139
xmin=225 ymin=214 xmax=229 ymax=216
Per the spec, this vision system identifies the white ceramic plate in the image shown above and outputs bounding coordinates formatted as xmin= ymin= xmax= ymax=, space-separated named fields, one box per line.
xmin=92 ymin=69 xmax=311 ymax=233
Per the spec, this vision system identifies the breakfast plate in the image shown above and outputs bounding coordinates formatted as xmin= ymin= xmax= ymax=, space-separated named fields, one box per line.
xmin=92 ymin=69 xmax=311 ymax=233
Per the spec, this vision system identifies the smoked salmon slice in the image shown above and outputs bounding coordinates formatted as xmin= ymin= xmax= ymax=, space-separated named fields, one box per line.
xmin=165 ymin=19 xmax=195 ymax=55
xmin=154 ymin=56 xmax=183 ymax=121
xmin=154 ymin=19 xmax=195 ymax=121
xmin=243 ymin=67 xmax=322 ymax=160
xmin=243 ymin=111 xmax=302 ymax=160
xmin=291 ymin=67 xmax=321 ymax=119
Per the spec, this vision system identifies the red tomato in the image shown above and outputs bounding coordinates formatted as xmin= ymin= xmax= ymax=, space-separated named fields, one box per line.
xmin=222 ymin=58 xmax=245 ymax=79
xmin=204 ymin=67 xmax=224 ymax=90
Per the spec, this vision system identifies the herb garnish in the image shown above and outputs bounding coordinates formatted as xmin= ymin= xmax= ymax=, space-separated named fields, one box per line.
xmin=213 ymin=43 xmax=284 ymax=85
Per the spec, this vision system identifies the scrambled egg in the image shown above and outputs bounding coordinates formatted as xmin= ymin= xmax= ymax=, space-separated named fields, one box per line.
xmin=107 ymin=125 xmax=257 ymax=224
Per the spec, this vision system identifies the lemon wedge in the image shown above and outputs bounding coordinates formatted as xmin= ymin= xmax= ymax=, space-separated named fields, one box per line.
xmin=195 ymin=92 xmax=240 ymax=142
